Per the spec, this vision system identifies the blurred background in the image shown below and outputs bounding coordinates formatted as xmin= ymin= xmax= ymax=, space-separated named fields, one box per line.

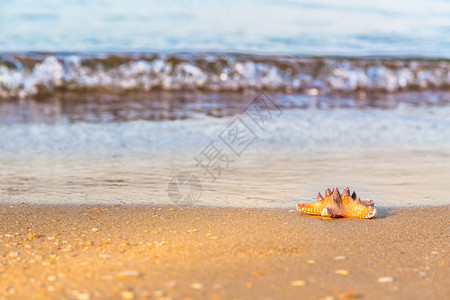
xmin=0 ymin=0 xmax=449 ymax=207
xmin=1 ymin=0 xmax=449 ymax=56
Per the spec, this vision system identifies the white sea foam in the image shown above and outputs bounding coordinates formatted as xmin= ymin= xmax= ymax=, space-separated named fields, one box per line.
xmin=0 ymin=54 xmax=448 ymax=98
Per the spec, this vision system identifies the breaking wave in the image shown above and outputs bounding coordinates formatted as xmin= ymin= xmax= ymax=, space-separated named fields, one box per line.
xmin=0 ymin=53 xmax=449 ymax=98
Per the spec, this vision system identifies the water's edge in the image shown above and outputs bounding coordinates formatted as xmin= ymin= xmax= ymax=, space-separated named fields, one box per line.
xmin=1 ymin=53 xmax=448 ymax=99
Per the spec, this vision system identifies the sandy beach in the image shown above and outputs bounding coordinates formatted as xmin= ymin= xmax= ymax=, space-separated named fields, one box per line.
xmin=0 ymin=204 xmax=448 ymax=300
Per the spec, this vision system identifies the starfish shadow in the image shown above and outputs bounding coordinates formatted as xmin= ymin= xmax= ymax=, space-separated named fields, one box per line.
xmin=372 ymin=207 xmax=395 ymax=219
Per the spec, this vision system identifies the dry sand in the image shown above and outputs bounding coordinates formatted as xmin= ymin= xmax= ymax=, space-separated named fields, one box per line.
xmin=0 ymin=204 xmax=448 ymax=300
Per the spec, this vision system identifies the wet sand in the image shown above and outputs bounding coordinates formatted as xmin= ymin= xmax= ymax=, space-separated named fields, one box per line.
xmin=0 ymin=204 xmax=448 ymax=300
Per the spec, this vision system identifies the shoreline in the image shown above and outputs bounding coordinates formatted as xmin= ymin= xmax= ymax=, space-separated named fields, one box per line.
xmin=0 ymin=204 xmax=448 ymax=299
xmin=1 ymin=53 xmax=449 ymax=100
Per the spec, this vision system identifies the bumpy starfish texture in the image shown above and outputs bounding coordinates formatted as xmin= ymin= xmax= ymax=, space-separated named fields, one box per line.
xmin=296 ymin=187 xmax=376 ymax=219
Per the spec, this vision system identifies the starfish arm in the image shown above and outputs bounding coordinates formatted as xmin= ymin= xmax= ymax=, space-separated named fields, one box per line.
xmin=345 ymin=203 xmax=377 ymax=219
xmin=321 ymin=206 xmax=343 ymax=218
xmin=296 ymin=201 xmax=327 ymax=216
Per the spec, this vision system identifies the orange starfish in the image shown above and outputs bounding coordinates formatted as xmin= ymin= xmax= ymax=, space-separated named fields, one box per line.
xmin=296 ymin=187 xmax=377 ymax=219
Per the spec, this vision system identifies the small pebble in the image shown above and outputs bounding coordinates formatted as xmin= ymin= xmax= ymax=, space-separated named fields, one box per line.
xmin=9 ymin=251 xmax=19 ymax=257
xmin=378 ymin=277 xmax=394 ymax=283
xmin=121 ymin=290 xmax=134 ymax=299
xmin=118 ymin=271 xmax=140 ymax=278
xmin=335 ymin=270 xmax=349 ymax=276
xmin=72 ymin=291 xmax=90 ymax=300
xmin=153 ymin=290 xmax=165 ymax=297
xmin=139 ymin=291 xmax=151 ymax=298
xmin=191 ymin=283 xmax=204 ymax=290
xmin=48 ymin=275 xmax=57 ymax=281
xmin=307 ymin=259 xmax=315 ymax=264
xmin=290 ymin=280 xmax=306 ymax=286
xmin=91 ymin=228 xmax=100 ymax=232
xmin=334 ymin=256 xmax=348 ymax=260
xmin=318 ymin=296 xmax=336 ymax=300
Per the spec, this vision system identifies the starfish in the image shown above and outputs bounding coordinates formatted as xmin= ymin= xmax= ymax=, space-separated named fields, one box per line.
xmin=296 ymin=187 xmax=377 ymax=219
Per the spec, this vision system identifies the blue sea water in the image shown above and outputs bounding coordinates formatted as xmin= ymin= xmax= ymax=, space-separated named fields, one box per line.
xmin=1 ymin=1 xmax=449 ymax=99
xmin=0 ymin=0 xmax=449 ymax=57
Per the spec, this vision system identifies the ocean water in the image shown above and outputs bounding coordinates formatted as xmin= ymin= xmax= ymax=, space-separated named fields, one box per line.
xmin=1 ymin=0 xmax=449 ymax=56
xmin=0 ymin=0 xmax=449 ymax=208
xmin=1 ymin=0 xmax=449 ymax=99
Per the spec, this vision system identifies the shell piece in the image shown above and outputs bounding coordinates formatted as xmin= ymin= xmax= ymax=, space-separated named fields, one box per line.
xmin=296 ymin=187 xmax=377 ymax=219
